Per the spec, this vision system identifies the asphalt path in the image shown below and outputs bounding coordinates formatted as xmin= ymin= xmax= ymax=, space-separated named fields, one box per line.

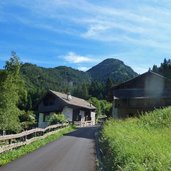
xmin=0 ymin=127 xmax=97 ymax=171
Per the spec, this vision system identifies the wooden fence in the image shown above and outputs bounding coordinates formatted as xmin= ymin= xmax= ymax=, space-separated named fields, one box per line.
xmin=0 ymin=123 xmax=68 ymax=154
xmin=74 ymin=121 xmax=94 ymax=127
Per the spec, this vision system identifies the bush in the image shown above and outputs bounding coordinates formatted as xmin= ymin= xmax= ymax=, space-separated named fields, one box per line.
xmin=100 ymin=107 xmax=171 ymax=171
xmin=19 ymin=111 xmax=36 ymax=130
xmin=48 ymin=113 xmax=66 ymax=125
xmin=89 ymin=97 xmax=112 ymax=118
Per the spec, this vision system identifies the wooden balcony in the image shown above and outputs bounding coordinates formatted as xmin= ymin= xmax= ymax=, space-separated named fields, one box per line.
xmin=113 ymin=89 xmax=171 ymax=99
xmin=114 ymin=98 xmax=171 ymax=108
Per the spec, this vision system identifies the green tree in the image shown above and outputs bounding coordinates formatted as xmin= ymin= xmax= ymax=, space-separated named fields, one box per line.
xmin=81 ymin=83 xmax=89 ymax=99
xmin=26 ymin=95 xmax=33 ymax=111
xmin=152 ymin=58 xmax=171 ymax=79
xmin=152 ymin=65 xmax=158 ymax=73
xmin=89 ymin=97 xmax=112 ymax=118
xmin=105 ymin=78 xmax=113 ymax=101
xmin=100 ymin=100 xmax=112 ymax=117
xmin=0 ymin=52 xmax=26 ymax=132
xmin=73 ymin=83 xmax=89 ymax=100
xmin=89 ymin=81 xmax=105 ymax=99
xmin=89 ymin=97 xmax=102 ymax=118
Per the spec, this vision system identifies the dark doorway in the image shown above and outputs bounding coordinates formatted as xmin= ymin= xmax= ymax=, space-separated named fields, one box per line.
xmin=73 ymin=108 xmax=81 ymax=121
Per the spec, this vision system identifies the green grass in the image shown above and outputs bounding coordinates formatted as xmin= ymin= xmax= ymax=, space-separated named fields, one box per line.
xmin=100 ymin=107 xmax=171 ymax=171
xmin=0 ymin=125 xmax=75 ymax=166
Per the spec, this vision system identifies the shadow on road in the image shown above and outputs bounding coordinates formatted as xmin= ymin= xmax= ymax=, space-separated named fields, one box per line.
xmin=64 ymin=126 xmax=97 ymax=140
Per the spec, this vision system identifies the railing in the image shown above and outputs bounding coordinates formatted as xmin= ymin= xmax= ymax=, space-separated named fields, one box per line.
xmin=74 ymin=121 xmax=94 ymax=127
xmin=114 ymin=98 xmax=171 ymax=108
xmin=0 ymin=123 xmax=68 ymax=154
xmin=113 ymin=89 xmax=171 ymax=98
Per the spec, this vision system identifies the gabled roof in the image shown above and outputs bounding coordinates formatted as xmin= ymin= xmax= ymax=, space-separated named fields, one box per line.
xmin=112 ymin=71 xmax=171 ymax=90
xmin=49 ymin=90 xmax=96 ymax=110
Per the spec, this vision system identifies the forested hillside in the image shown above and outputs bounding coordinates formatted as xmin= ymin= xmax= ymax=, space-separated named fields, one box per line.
xmin=20 ymin=58 xmax=138 ymax=103
xmin=20 ymin=63 xmax=90 ymax=93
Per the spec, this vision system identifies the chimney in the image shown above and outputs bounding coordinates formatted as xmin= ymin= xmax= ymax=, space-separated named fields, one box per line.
xmin=67 ymin=92 xmax=72 ymax=101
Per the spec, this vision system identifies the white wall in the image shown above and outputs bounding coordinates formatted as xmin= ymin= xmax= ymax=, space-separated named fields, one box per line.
xmin=62 ymin=107 xmax=73 ymax=122
xmin=79 ymin=110 xmax=85 ymax=121
xmin=38 ymin=113 xmax=48 ymax=128
xmin=91 ymin=111 xmax=96 ymax=125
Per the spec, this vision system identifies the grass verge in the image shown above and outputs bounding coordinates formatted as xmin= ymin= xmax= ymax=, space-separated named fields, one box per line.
xmin=0 ymin=125 xmax=75 ymax=166
xmin=99 ymin=107 xmax=171 ymax=171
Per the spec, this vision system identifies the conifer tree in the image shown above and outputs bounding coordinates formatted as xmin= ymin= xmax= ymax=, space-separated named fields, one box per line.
xmin=0 ymin=52 xmax=26 ymax=132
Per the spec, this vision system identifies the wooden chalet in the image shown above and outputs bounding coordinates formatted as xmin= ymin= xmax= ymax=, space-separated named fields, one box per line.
xmin=37 ymin=90 xmax=96 ymax=128
xmin=112 ymin=71 xmax=171 ymax=118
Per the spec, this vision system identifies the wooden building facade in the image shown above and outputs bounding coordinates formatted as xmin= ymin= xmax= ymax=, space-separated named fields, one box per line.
xmin=112 ymin=71 xmax=171 ymax=118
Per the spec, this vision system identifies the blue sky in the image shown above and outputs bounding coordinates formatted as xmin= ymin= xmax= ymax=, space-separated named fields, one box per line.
xmin=0 ymin=0 xmax=171 ymax=73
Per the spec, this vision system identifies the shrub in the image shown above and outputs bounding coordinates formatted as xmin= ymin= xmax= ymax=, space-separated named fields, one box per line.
xmin=19 ymin=111 xmax=36 ymax=130
xmin=48 ymin=113 xmax=66 ymax=125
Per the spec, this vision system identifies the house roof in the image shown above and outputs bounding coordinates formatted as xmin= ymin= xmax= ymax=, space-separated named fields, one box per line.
xmin=112 ymin=71 xmax=171 ymax=90
xmin=49 ymin=90 xmax=96 ymax=110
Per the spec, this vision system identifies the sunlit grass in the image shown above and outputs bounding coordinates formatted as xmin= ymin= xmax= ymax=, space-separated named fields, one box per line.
xmin=100 ymin=107 xmax=171 ymax=171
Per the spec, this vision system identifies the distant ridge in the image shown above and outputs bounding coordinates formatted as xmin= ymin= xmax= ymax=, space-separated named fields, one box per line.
xmin=20 ymin=58 xmax=138 ymax=93
xmin=87 ymin=58 xmax=138 ymax=83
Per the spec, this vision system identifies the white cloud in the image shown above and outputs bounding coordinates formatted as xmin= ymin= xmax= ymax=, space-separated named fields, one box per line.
xmin=63 ymin=52 xmax=95 ymax=63
xmin=2 ymin=0 xmax=171 ymax=55
xmin=133 ymin=66 xmax=149 ymax=74
xmin=77 ymin=66 xmax=89 ymax=71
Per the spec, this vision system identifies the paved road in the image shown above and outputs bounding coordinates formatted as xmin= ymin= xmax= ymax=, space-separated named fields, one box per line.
xmin=0 ymin=127 xmax=97 ymax=171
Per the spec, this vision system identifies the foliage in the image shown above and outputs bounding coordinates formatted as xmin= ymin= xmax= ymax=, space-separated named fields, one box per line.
xmin=100 ymin=99 xmax=112 ymax=117
xmin=152 ymin=58 xmax=171 ymax=79
xmin=100 ymin=107 xmax=171 ymax=171
xmin=73 ymin=83 xmax=89 ymax=100
xmin=0 ymin=52 xmax=26 ymax=132
xmin=19 ymin=58 xmax=138 ymax=104
xmin=0 ymin=126 xmax=75 ymax=166
xmin=20 ymin=63 xmax=90 ymax=94
xmin=89 ymin=97 xmax=112 ymax=118
xmin=19 ymin=111 xmax=36 ymax=130
xmin=48 ymin=113 xmax=67 ymax=125
xmin=89 ymin=81 xmax=105 ymax=99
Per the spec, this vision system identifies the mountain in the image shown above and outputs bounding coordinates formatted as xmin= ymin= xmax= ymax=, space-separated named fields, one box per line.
xmin=20 ymin=58 xmax=138 ymax=103
xmin=20 ymin=63 xmax=91 ymax=93
xmin=87 ymin=58 xmax=138 ymax=83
